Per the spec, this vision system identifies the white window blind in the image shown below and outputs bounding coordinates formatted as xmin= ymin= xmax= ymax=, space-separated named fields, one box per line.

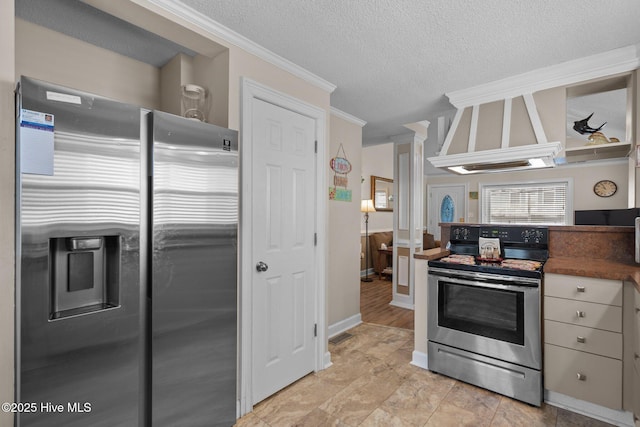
xmin=481 ymin=181 xmax=569 ymax=225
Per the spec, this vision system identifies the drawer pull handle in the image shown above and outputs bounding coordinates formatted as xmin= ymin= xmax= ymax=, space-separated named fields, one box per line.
xmin=576 ymin=336 xmax=586 ymax=343
xmin=576 ymin=310 xmax=586 ymax=318
xmin=576 ymin=285 xmax=585 ymax=292
xmin=576 ymin=373 xmax=587 ymax=381
xmin=635 ymin=353 xmax=639 ymax=360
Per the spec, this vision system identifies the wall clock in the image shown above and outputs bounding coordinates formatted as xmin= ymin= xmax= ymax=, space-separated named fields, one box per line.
xmin=593 ymin=180 xmax=617 ymax=197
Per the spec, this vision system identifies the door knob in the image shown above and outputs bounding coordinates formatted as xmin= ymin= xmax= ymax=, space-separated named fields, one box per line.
xmin=256 ymin=261 xmax=269 ymax=272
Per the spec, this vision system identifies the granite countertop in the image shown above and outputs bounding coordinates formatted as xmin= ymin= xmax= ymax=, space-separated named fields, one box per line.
xmin=545 ymin=256 xmax=640 ymax=292
xmin=548 ymin=225 xmax=634 ymax=232
xmin=431 ymin=223 xmax=640 ymax=292
xmin=414 ymin=248 xmax=450 ymax=260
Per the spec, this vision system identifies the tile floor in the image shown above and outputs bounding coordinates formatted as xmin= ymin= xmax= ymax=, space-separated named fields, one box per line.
xmin=235 ymin=323 xmax=615 ymax=427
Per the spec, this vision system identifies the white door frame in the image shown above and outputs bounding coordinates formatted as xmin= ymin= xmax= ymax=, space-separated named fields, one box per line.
xmin=239 ymin=78 xmax=328 ymax=417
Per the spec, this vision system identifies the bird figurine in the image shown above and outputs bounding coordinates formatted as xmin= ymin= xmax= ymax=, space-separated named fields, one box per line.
xmin=573 ymin=113 xmax=606 ymax=135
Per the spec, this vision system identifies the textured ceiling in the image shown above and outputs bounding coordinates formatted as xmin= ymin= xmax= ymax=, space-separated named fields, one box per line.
xmin=178 ymin=0 xmax=640 ymax=146
xmin=16 ymin=0 xmax=640 ymax=148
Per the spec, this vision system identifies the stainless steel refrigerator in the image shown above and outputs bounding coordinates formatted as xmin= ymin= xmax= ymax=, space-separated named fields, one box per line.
xmin=16 ymin=76 xmax=238 ymax=427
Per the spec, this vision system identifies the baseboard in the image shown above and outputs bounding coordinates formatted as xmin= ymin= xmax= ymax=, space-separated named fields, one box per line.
xmin=410 ymin=350 xmax=428 ymax=370
xmin=323 ymin=351 xmax=333 ymax=370
xmin=359 ymin=268 xmax=375 ymax=278
xmin=544 ymin=390 xmax=634 ymax=427
xmin=328 ymin=313 xmax=362 ymax=338
xmin=389 ymin=298 xmax=414 ymax=310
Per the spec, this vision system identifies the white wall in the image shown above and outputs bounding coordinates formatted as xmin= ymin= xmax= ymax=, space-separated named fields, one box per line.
xmin=362 ymin=143 xmax=394 ymax=232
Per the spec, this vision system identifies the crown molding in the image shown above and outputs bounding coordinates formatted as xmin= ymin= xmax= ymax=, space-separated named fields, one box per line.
xmin=330 ymin=107 xmax=366 ymax=127
xmin=446 ymin=44 xmax=640 ymax=108
xmin=390 ymin=132 xmax=417 ymax=144
xmin=146 ymin=0 xmax=337 ymax=93
xmin=403 ymin=120 xmax=431 ymax=141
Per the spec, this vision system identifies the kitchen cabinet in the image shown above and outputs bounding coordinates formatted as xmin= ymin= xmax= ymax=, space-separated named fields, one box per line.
xmin=544 ymin=273 xmax=623 ymax=410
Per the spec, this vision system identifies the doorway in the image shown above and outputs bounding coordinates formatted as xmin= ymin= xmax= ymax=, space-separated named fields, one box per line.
xmin=427 ymin=184 xmax=468 ymax=240
xmin=239 ymin=79 xmax=327 ymax=415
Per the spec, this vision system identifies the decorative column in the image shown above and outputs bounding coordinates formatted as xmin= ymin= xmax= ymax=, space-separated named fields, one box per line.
xmin=390 ymin=121 xmax=428 ymax=309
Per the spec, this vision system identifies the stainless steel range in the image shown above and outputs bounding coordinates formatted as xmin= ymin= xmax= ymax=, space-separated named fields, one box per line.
xmin=427 ymin=225 xmax=548 ymax=406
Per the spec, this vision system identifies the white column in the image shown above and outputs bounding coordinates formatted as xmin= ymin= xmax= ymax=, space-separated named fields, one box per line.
xmin=390 ymin=121 xmax=428 ymax=309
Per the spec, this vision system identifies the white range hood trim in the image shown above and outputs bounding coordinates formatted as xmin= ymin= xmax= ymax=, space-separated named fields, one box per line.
xmin=427 ymin=141 xmax=563 ymax=174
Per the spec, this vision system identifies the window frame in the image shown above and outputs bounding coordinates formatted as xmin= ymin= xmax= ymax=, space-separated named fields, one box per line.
xmin=478 ymin=178 xmax=574 ymax=225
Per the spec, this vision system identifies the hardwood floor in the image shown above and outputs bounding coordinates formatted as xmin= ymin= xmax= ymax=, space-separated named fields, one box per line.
xmin=360 ymin=277 xmax=414 ymax=330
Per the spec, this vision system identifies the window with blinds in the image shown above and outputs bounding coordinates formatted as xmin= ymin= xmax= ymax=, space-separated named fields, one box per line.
xmin=480 ymin=181 xmax=570 ymax=225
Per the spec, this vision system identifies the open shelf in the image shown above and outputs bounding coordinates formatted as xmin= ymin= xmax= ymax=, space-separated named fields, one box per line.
xmin=563 ymin=139 xmax=631 ymax=162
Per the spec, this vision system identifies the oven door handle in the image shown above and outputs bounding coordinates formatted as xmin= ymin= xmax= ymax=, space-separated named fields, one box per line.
xmin=428 ymin=267 xmax=540 ymax=289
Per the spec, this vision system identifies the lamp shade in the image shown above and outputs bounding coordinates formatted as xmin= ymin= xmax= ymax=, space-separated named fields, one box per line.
xmin=360 ymin=199 xmax=376 ymax=213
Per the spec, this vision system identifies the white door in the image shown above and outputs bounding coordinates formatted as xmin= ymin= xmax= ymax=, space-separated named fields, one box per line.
xmin=427 ymin=184 xmax=467 ymax=240
xmin=251 ymin=98 xmax=317 ymax=404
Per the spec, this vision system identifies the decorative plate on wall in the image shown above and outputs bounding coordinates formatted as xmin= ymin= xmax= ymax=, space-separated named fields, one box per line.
xmin=440 ymin=194 xmax=455 ymax=222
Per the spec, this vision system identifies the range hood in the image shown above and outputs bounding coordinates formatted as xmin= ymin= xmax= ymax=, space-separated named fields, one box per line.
xmin=427 ymin=90 xmax=567 ymax=175
xmin=428 ymin=141 xmax=562 ymax=175
xmin=427 ymin=91 xmax=567 ymax=174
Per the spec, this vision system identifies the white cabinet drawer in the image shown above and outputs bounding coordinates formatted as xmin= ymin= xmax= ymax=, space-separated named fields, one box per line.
xmin=544 ymin=296 xmax=622 ymax=332
xmin=544 ymin=273 xmax=622 ymax=306
xmin=543 ymin=319 xmax=622 ymax=359
xmin=544 ymin=343 xmax=622 ymax=410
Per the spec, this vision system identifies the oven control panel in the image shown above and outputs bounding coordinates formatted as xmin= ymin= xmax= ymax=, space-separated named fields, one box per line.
xmin=480 ymin=226 xmax=547 ymax=244
xmin=450 ymin=226 xmax=480 ymax=241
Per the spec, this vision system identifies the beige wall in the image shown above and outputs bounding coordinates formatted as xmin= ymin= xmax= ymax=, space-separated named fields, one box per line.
xmin=0 ymin=1 xmax=14 ymax=424
xmin=426 ymin=160 xmax=630 ymax=224
xmin=362 ymin=142 xmax=394 ymax=232
xmin=328 ymin=113 xmax=362 ymax=327
xmin=16 ymin=19 xmax=160 ymax=109
xmin=227 ymin=48 xmax=329 ymax=132
xmin=426 ymin=80 xmax=637 ymax=223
